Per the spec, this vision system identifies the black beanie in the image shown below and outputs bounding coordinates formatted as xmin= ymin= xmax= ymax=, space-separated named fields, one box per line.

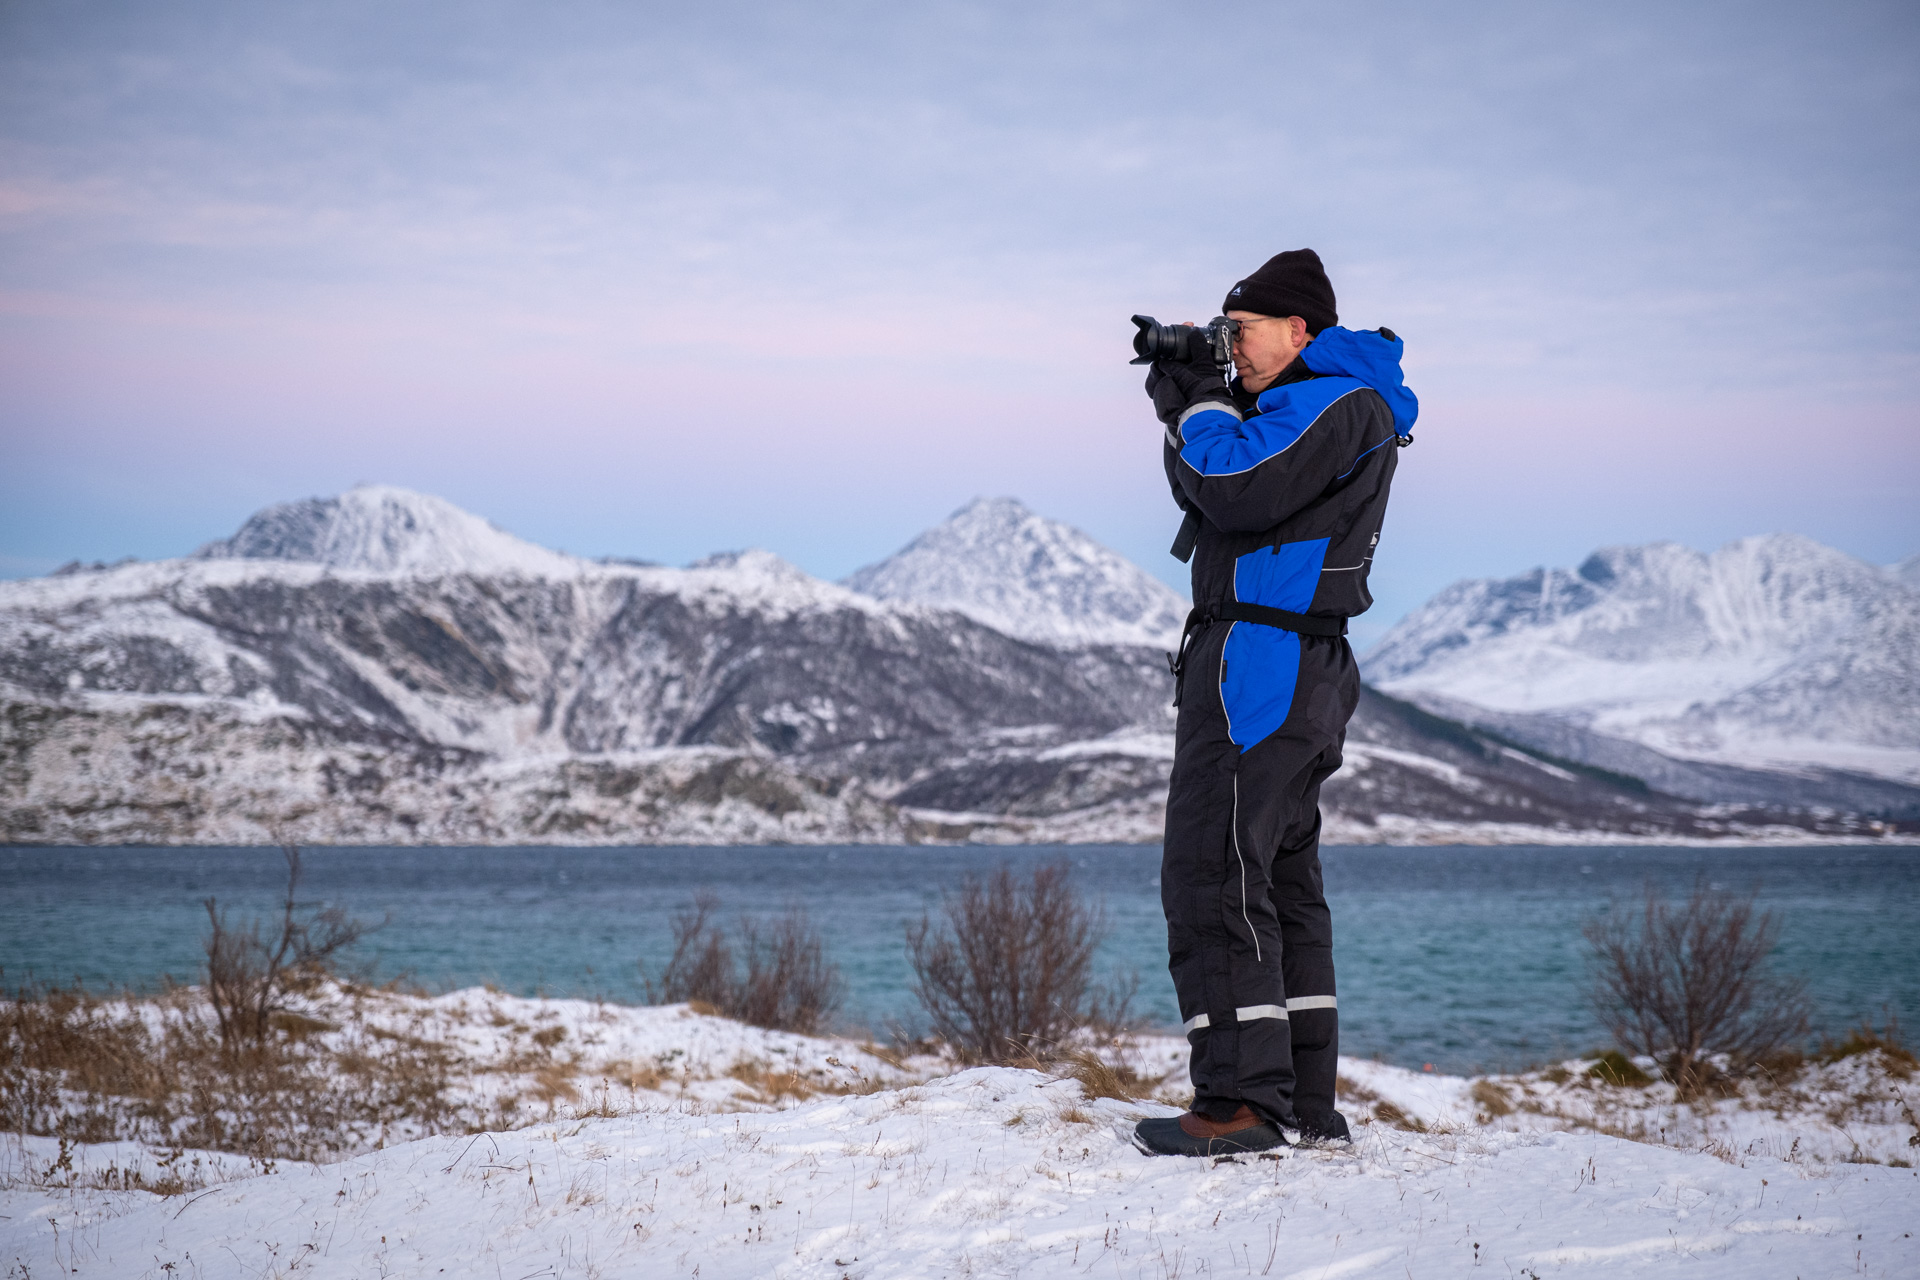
xmin=1222 ymin=248 xmax=1337 ymax=334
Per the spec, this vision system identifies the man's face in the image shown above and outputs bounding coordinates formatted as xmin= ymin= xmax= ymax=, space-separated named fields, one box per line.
xmin=1228 ymin=311 xmax=1309 ymax=392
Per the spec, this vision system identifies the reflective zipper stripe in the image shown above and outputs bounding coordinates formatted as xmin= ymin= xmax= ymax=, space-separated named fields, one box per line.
xmin=1231 ymin=775 xmax=1260 ymax=963
xmin=1183 ymin=1013 xmax=1212 ymax=1034
xmin=1177 ymin=400 xmax=1242 ymax=428
xmin=1236 ymin=1005 xmax=1288 ymax=1022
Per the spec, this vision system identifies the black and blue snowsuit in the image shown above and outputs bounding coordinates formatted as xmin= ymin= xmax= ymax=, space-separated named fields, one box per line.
xmin=1159 ymin=326 xmax=1416 ymax=1136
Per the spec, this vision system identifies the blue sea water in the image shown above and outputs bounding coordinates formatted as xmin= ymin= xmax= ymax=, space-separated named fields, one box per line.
xmin=3 ymin=844 xmax=1915 ymax=1074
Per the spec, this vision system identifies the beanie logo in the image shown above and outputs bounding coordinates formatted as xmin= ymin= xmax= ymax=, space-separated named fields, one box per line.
xmin=1230 ymin=286 xmax=1242 ymax=296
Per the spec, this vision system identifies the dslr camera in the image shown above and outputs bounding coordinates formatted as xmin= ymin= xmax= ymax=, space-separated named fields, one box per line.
xmin=1130 ymin=314 xmax=1236 ymax=371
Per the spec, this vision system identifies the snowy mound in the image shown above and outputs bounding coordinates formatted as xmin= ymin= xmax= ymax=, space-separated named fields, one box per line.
xmin=6 ymin=1051 xmax=1913 ymax=1276
xmin=844 ymin=497 xmax=1187 ymax=649
xmin=194 ymin=484 xmax=581 ymax=578
xmin=1891 ymin=552 xmax=1920 ymax=590
xmin=1367 ymin=534 xmax=1920 ymax=781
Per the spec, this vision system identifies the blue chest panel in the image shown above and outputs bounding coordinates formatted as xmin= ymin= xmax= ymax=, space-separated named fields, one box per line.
xmin=1220 ymin=537 xmax=1329 ymax=751
xmin=1179 ymin=376 xmax=1368 ymax=476
xmin=1234 ymin=537 xmax=1327 ymax=612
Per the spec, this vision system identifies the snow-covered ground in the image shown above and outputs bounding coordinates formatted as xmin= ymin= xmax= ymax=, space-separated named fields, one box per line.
xmin=5 ymin=987 xmax=1918 ymax=1277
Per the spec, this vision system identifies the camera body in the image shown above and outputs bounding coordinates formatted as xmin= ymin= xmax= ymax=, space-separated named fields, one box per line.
xmin=1130 ymin=314 xmax=1234 ymax=371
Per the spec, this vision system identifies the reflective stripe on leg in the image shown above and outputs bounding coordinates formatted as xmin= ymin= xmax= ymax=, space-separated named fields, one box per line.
xmin=1235 ymin=1004 xmax=1288 ymax=1022
xmin=1285 ymin=995 xmax=1337 ymax=1012
xmin=1183 ymin=1012 xmax=1212 ymax=1035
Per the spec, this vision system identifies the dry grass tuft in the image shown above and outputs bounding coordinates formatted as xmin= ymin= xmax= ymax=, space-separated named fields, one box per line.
xmin=726 ymin=1059 xmax=819 ymax=1105
xmin=6 ymin=1135 xmax=265 ymax=1197
xmin=1471 ymin=1080 xmax=1515 ymax=1117
xmin=1584 ymin=1050 xmax=1653 ymax=1087
xmin=1053 ymin=1048 xmax=1149 ymax=1103
xmin=527 ymin=1062 xmax=580 ymax=1106
xmin=1370 ymin=1100 xmax=1427 ymax=1132
xmin=1335 ymin=1075 xmax=1381 ymax=1105
xmin=597 ymin=1058 xmax=672 ymax=1091
xmin=1819 ymin=1019 xmax=1914 ymax=1076
xmin=1 ymin=982 xmax=458 ymax=1162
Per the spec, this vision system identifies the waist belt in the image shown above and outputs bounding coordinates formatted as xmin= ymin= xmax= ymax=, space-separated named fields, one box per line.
xmin=1167 ymin=603 xmax=1348 ymax=705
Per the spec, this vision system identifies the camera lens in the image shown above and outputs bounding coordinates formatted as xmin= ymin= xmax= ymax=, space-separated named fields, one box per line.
xmin=1131 ymin=315 xmax=1194 ymax=366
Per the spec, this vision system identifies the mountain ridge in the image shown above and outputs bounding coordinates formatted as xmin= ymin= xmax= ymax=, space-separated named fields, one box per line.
xmin=4 ymin=488 xmax=1913 ymax=844
xmin=843 ymin=497 xmax=1188 ymax=649
xmin=1365 ymin=533 xmax=1920 ymax=782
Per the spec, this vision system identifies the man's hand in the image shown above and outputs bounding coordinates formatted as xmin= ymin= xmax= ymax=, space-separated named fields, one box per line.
xmin=1146 ymin=350 xmax=1232 ymax=430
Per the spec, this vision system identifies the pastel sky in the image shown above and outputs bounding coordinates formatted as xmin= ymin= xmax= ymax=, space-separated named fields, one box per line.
xmin=3 ymin=0 xmax=1916 ymax=645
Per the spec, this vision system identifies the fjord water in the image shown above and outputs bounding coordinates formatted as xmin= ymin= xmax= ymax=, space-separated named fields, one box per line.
xmin=4 ymin=845 xmax=1915 ymax=1074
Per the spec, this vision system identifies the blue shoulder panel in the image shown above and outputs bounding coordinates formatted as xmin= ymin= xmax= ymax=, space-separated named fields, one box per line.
xmin=1179 ymin=377 xmax=1367 ymax=477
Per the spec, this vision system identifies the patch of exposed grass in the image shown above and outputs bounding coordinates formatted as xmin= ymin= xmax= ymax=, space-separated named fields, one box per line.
xmin=1819 ymin=1020 xmax=1914 ymax=1075
xmin=1471 ymin=1080 xmax=1515 ymax=1117
xmin=1585 ymin=1050 xmax=1653 ymax=1087
xmin=1 ymin=983 xmax=460 ymax=1162
xmin=1335 ymin=1075 xmax=1380 ymax=1105
xmin=726 ymin=1058 xmax=818 ymax=1105
xmin=1371 ymin=1100 xmax=1427 ymax=1132
xmin=1053 ymin=1048 xmax=1149 ymax=1103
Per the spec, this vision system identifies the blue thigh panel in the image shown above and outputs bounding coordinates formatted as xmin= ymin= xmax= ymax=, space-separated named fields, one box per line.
xmin=1221 ymin=623 xmax=1301 ymax=751
xmin=1220 ymin=537 xmax=1329 ymax=752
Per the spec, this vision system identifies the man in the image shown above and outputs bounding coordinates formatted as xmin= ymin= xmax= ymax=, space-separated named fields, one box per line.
xmin=1133 ymin=249 xmax=1416 ymax=1157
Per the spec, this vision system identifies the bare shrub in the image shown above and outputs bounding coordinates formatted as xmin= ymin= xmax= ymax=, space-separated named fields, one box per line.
xmin=1584 ymin=878 xmax=1811 ymax=1100
xmin=203 ymin=845 xmax=381 ymax=1050
xmin=906 ymin=861 xmax=1125 ymax=1064
xmin=644 ymin=892 xmax=843 ymax=1035
xmin=646 ymin=892 xmax=734 ymax=1010
xmin=733 ymin=910 xmax=843 ymax=1035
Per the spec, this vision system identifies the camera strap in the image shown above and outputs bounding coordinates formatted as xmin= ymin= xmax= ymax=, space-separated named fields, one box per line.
xmin=1169 ymin=509 xmax=1201 ymax=563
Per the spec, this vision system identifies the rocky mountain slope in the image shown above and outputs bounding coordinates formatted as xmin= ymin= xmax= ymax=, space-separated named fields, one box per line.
xmin=1365 ymin=534 xmax=1920 ymax=784
xmin=3 ymin=490 xmax=1910 ymax=845
xmin=843 ymin=497 xmax=1187 ymax=649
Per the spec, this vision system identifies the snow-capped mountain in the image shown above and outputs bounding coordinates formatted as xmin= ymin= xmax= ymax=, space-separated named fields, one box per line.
xmin=4 ymin=491 xmax=1910 ymax=844
xmin=194 ymin=484 xmax=582 ymax=578
xmin=843 ymin=497 xmax=1187 ymax=650
xmin=1366 ymin=534 xmax=1920 ymax=782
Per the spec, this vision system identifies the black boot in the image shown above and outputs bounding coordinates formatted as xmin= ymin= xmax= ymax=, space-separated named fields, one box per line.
xmin=1295 ymin=1109 xmax=1351 ymax=1147
xmin=1133 ymin=1105 xmax=1289 ymax=1157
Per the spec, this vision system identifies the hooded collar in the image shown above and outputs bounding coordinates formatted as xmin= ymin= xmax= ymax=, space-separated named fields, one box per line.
xmin=1293 ymin=326 xmax=1418 ymax=437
